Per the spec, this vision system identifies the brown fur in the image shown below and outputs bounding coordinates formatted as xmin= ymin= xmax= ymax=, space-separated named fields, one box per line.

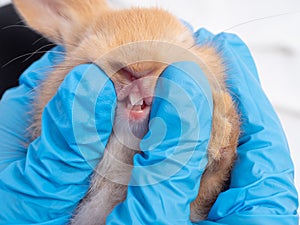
xmin=14 ymin=0 xmax=240 ymax=223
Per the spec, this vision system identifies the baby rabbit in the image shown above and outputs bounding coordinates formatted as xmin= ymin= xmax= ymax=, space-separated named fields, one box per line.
xmin=13 ymin=0 xmax=240 ymax=224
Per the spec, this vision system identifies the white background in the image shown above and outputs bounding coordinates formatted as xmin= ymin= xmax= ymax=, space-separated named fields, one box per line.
xmin=1 ymin=0 xmax=299 ymax=212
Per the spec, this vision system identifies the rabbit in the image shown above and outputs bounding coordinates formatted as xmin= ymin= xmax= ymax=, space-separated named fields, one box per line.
xmin=13 ymin=0 xmax=240 ymax=224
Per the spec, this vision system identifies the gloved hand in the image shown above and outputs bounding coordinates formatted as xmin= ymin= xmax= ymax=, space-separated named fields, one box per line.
xmin=0 ymin=46 xmax=117 ymax=224
xmin=106 ymin=29 xmax=299 ymax=224
xmin=1 ymin=29 xmax=298 ymax=225
xmin=195 ymin=28 xmax=299 ymax=224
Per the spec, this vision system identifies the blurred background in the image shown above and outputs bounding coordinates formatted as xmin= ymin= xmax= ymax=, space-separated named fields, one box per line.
xmin=0 ymin=0 xmax=299 ymax=208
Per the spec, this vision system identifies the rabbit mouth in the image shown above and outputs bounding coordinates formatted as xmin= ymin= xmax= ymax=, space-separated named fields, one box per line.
xmin=124 ymin=95 xmax=152 ymax=121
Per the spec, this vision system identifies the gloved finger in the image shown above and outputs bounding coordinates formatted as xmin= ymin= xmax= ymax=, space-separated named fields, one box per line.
xmin=194 ymin=28 xmax=214 ymax=46
xmin=106 ymin=61 xmax=213 ymax=224
xmin=0 ymin=64 xmax=116 ymax=224
xmin=0 ymin=46 xmax=64 ymax=170
xmin=198 ymin=32 xmax=298 ymax=224
xmin=194 ymin=28 xmax=259 ymax=81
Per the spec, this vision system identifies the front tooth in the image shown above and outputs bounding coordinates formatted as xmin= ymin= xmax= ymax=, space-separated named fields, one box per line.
xmin=136 ymin=98 xmax=143 ymax=106
xmin=129 ymin=93 xmax=143 ymax=105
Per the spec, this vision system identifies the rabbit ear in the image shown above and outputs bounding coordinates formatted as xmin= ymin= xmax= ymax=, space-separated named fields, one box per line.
xmin=13 ymin=0 xmax=109 ymax=46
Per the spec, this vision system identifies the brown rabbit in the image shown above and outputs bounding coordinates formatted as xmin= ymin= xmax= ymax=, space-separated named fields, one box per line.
xmin=13 ymin=0 xmax=240 ymax=224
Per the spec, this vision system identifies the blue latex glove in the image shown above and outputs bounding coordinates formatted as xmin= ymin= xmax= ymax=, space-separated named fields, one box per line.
xmin=0 ymin=29 xmax=298 ymax=225
xmin=0 ymin=46 xmax=116 ymax=224
xmin=196 ymin=29 xmax=299 ymax=224
xmin=107 ymin=29 xmax=299 ymax=224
